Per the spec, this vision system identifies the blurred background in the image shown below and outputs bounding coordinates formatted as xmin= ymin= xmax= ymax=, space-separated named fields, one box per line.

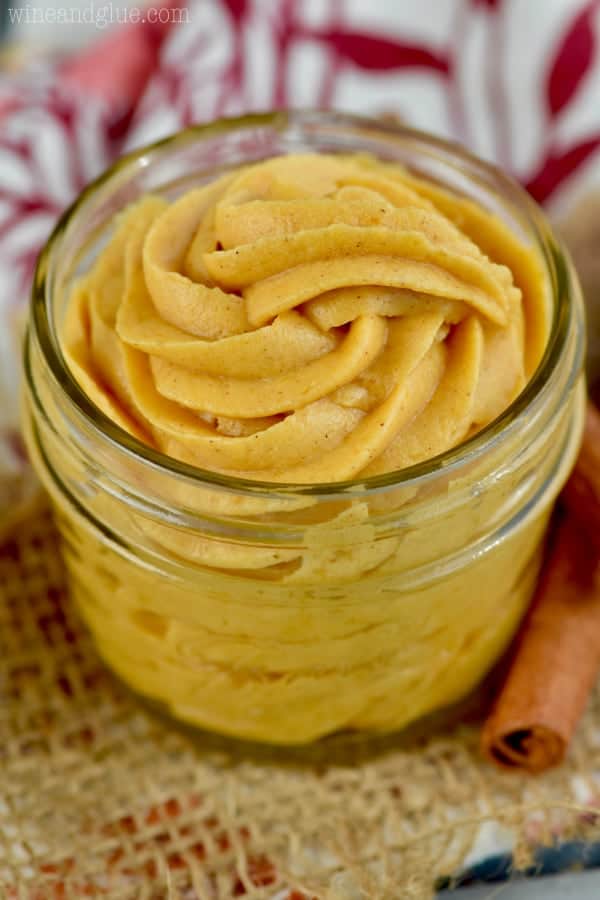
xmin=2 ymin=0 xmax=600 ymax=208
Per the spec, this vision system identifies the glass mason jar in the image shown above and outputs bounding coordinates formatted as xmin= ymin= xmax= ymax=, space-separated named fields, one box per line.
xmin=22 ymin=111 xmax=586 ymax=746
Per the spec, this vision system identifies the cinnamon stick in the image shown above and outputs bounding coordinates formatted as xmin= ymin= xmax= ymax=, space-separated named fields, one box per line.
xmin=481 ymin=402 xmax=600 ymax=773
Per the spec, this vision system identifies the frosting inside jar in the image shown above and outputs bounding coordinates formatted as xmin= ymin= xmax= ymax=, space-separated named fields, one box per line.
xmin=49 ymin=151 xmax=569 ymax=744
xmin=63 ymin=153 xmax=549 ymax=484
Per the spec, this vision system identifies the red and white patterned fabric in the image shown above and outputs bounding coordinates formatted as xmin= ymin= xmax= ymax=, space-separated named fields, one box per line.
xmin=2 ymin=0 xmax=600 ymax=490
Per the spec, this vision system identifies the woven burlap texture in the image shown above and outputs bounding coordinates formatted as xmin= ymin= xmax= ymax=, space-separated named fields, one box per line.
xmin=2 ymin=511 xmax=600 ymax=900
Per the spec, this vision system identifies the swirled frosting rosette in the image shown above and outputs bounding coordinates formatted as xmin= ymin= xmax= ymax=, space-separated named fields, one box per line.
xmin=63 ymin=153 xmax=548 ymax=485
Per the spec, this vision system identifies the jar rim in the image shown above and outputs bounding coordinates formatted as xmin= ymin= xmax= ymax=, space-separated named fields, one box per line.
xmin=29 ymin=109 xmax=583 ymax=500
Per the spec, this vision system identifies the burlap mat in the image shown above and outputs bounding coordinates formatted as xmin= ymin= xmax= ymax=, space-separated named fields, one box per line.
xmin=2 ymin=511 xmax=600 ymax=900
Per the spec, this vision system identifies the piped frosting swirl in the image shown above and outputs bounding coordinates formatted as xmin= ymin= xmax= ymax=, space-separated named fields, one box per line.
xmin=64 ymin=153 xmax=548 ymax=484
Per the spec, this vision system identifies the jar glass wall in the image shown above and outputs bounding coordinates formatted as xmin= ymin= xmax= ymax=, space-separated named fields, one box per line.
xmin=23 ymin=112 xmax=586 ymax=745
